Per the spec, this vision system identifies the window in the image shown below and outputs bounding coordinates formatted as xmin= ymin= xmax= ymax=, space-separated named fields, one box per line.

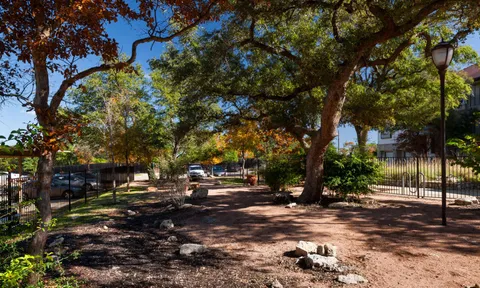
xmin=380 ymin=131 xmax=392 ymax=139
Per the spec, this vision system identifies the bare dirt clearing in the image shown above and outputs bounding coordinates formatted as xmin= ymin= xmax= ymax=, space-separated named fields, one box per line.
xmin=53 ymin=180 xmax=480 ymax=287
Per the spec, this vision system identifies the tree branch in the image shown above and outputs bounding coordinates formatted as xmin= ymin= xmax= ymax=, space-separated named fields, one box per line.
xmin=366 ymin=1 xmax=396 ymax=31
xmin=49 ymin=4 xmax=213 ymax=113
xmin=239 ymin=19 xmax=301 ymax=64
xmin=332 ymin=0 xmax=345 ymax=43
xmin=363 ymin=38 xmax=413 ymax=67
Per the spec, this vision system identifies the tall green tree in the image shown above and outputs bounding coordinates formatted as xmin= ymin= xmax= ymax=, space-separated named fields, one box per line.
xmin=156 ymin=1 xmax=480 ymax=202
xmin=343 ymin=43 xmax=477 ymax=153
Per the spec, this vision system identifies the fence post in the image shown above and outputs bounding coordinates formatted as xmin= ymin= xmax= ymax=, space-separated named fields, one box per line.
xmin=84 ymin=169 xmax=87 ymax=204
xmin=416 ymin=157 xmax=420 ymax=199
xmin=7 ymin=172 xmax=12 ymax=235
xmin=68 ymin=170 xmax=71 ymax=211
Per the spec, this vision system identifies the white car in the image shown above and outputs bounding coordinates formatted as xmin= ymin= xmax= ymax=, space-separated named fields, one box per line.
xmin=187 ymin=165 xmax=206 ymax=179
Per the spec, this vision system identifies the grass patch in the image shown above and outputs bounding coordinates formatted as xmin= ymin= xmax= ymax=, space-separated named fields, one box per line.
xmin=218 ymin=177 xmax=244 ymax=185
xmin=54 ymin=188 xmax=149 ymax=230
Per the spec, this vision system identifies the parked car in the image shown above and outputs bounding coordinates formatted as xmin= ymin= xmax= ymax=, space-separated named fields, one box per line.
xmin=212 ymin=165 xmax=225 ymax=176
xmin=54 ymin=173 xmax=97 ymax=191
xmin=187 ymin=165 xmax=206 ymax=180
xmin=22 ymin=179 xmax=84 ymax=200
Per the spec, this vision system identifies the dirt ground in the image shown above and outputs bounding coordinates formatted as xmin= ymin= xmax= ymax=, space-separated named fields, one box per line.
xmin=53 ymin=179 xmax=480 ymax=288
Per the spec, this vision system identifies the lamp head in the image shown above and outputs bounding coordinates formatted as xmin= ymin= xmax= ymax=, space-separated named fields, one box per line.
xmin=431 ymin=40 xmax=454 ymax=71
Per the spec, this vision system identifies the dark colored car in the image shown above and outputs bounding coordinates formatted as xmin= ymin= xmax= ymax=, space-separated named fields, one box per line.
xmin=54 ymin=173 xmax=97 ymax=191
xmin=22 ymin=179 xmax=84 ymax=200
xmin=212 ymin=165 xmax=225 ymax=176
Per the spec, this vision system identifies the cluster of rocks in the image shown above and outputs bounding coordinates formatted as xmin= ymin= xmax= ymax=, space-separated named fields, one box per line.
xmin=153 ymin=218 xmax=208 ymax=256
xmin=454 ymin=196 xmax=479 ymax=206
xmin=294 ymin=240 xmax=367 ymax=285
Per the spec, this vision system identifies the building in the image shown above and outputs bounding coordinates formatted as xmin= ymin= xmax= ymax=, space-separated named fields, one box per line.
xmin=377 ymin=64 xmax=480 ymax=158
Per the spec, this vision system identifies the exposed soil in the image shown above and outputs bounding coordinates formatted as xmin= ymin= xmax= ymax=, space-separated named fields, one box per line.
xmin=52 ymin=179 xmax=480 ymax=287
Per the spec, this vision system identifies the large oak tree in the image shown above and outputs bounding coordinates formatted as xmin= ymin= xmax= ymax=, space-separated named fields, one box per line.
xmin=155 ymin=0 xmax=480 ymax=202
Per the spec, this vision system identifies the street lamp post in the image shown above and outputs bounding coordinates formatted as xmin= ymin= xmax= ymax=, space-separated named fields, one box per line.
xmin=431 ymin=40 xmax=454 ymax=226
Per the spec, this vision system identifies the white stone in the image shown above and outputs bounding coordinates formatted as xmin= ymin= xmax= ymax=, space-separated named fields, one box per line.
xmin=167 ymin=236 xmax=178 ymax=242
xmin=295 ymin=241 xmax=318 ymax=257
xmin=160 ymin=219 xmax=174 ymax=229
xmin=191 ymin=188 xmax=208 ymax=199
xmin=285 ymin=203 xmax=297 ymax=208
xmin=324 ymin=243 xmax=337 ymax=257
xmin=337 ymin=274 xmax=368 ymax=284
xmin=304 ymin=254 xmax=338 ymax=270
xmin=455 ymin=197 xmax=479 ymax=206
xmin=270 ymin=279 xmax=283 ymax=288
xmin=179 ymin=244 xmax=207 ymax=256
xmin=127 ymin=210 xmax=137 ymax=216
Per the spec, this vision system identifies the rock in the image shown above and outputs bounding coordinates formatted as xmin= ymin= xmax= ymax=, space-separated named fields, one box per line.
xmin=328 ymin=202 xmax=351 ymax=208
xmin=127 ymin=210 xmax=137 ymax=216
xmin=304 ymin=254 xmax=339 ymax=270
xmin=359 ymin=197 xmax=376 ymax=205
xmin=337 ymin=274 xmax=368 ymax=284
xmin=295 ymin=241 xmax=318 ymax=257
xmin=285 ymin=203 xmax=297 ymax=208
xmin=270 ymin=279 xmax=283 ymax=288
xmin=191 ymin=188 xmax=208 ymax=199
xmin=180 ymin=203 xmax=194 ymax=209
xmin=160 ymin=219 xmax=174 ymax=229
xmin=215 ymin=181 xmax=222 ymax=185
xmin=317 ymin=245 xmax=325 ymax=255
xmin=103 ymin=225 xmax=109 ymax=230
xmin=273 ymin=192 xmax=293 ymax=204
xmin=324 ymin=243 xmax=337 ymax=257
xmin=179 ymin=244 xmax=207 ymax=256
xmin=167 ymin=236 xmax=178 ymax=242
xmin=48 ymin=237 xmax=64 ymax=248
xmin=454 ymin=197 xmax=479 ymax=206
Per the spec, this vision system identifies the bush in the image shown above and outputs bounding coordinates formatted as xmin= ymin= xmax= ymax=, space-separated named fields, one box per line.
xmin=265 ymin=154 xmax=305 ymax=192
xmin=323 ymin=148 xmax=381 ymax=198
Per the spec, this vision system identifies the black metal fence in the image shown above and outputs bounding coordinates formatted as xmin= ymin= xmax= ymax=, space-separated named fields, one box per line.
xmin=1 ymin=165 xmax=134 ymax=233
xmin=373 ymin=157 xmax=480 ymax=199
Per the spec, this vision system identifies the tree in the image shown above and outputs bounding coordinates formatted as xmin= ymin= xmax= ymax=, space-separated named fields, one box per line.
xmin=224 ymin=121 xmax=262 ymax=180
xmin=150 ymin=53 xmax=221 ymax=178
xmin=156 ymin=0 xmax=480 ymax=202
xmin=343 ymin=43 xmax=477 ymax=153
xmin=0 ymin=0 xmax=221 ymax=269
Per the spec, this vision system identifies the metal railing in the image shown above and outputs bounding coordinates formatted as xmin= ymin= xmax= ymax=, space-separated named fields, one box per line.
xmin=1 ymin=164 xmax=135 ymax=234
xmin=373 ymin=157 xmax=480 ymax=199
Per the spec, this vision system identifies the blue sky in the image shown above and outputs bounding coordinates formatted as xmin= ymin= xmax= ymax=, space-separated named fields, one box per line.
xmin=0 ymin=20 xmax=479 ymax=147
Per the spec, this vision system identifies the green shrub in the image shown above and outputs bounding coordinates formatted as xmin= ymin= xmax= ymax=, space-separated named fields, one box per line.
xmin=265 ymin=154 xmax=305 ymax=191
xmin=323 ymin=148 xmax=381 ymax=198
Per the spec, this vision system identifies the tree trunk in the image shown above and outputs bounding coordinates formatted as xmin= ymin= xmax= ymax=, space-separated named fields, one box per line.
xmin=28 ymin=152 xmax=55 ymax=255
xmin=28 ymin=55 xmax=53 ymax=285
xmin=354 ymin=125 xmax=370 ymax=155
xmin=299 ymin=78 xmax=351 ymax=203
xmin=109 ymin=128 xmax=116 ymax=204
xmin=298 ymin=133 xmax=329 ymax=203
